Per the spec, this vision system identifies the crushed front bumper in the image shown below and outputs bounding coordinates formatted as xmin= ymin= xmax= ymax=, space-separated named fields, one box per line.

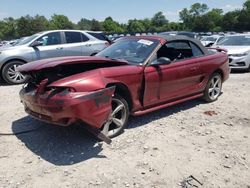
xmin=20 ymin=86 xmax=115 ymax=129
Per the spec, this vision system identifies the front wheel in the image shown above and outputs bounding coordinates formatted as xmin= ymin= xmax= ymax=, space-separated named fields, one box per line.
xmin=101 ymin=94 xmax=129 ymax=138
xmin=203 ymin=73 xmax=222 ymax=102
xmin=2 ymin=61 xmax=27 ymax=84
xmin=246 ymin=64 xmax=250 ymax=72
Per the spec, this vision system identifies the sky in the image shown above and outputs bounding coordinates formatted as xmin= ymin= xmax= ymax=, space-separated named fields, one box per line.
xmin=0 ymin=0 xmax=246 ymax=23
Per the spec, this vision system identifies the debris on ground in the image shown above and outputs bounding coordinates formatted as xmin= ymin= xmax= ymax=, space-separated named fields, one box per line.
xmin=180 ymin=175 xmax=203 ymax=188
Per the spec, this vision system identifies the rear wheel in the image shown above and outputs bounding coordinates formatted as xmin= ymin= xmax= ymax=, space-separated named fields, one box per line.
xmin=101 ymin=94 xmax=129 ymax=138
xmin=203 ymin=73 xmax=222 ymax=102
xmin=2 ymin=61 xmax=27 ymax=84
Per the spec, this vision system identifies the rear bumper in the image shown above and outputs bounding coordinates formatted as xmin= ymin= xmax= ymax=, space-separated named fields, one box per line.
xmin=19 ymin=86 xmax=115 ymax=129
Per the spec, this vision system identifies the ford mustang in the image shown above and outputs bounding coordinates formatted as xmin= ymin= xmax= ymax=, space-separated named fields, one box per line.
xmin=18 ymin=35 xmax=230 ymax=143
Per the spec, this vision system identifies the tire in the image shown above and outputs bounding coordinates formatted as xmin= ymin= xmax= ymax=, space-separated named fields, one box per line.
xmin=246 ymin=64 xmax=250 ymax=72
xmin=101 ymin=94 xmax=129 ymax=138
xmin=203 ymin=73 xmax=222 ymax=102
xmin=2 ymin=61 xmax=27 ymax=84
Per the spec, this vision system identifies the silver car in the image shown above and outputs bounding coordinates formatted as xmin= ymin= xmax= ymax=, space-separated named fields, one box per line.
xmin=0 ymin=30 xmax=109 ymax=84
xmin=216 ymin=34 xmax=250 ymax=72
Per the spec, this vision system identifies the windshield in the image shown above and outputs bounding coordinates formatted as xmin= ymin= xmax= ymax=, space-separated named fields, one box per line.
xmin=96 ymin=38 xmax=159 ymax=64
xmin=218 ymin=35 xmax=250 ymax=46
xmin=201 ymin=36 xmax=217 ymax=42
xmin=15 ymin=34 xmax=40 ymax=46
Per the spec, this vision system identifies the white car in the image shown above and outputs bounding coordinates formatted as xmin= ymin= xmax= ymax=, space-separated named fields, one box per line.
xmin=216 ymin=34 xmax=250 ymax=71
xmin=200 ymin=35 xmax=224 ymax=47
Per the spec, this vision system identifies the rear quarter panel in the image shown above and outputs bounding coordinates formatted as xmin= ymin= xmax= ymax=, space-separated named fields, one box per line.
xmin=199 ymin=52 xmax=229 ymax=88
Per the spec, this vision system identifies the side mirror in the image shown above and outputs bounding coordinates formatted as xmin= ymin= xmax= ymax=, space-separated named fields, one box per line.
xmin=157 ymin=57 xmax=171 ymax=65
xmin=30 ymin=41 xmax=43 ymax=47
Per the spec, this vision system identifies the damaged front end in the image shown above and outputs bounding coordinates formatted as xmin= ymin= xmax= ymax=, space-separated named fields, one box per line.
xmin=18 ymin=56 xmax=129 ymax=143
xmin=20 ymin=81 xmax=115 ymax=143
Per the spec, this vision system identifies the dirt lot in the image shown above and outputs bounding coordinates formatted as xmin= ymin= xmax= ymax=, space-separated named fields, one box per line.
xmin=0 ymin=72 xmax=249 ymax=188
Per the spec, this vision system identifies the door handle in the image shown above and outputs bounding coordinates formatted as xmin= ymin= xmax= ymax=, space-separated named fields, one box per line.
xmin=85 ymin=44 xmax=92 ymax=47
xmin=56 ymin=47 xmax=63 ymax=50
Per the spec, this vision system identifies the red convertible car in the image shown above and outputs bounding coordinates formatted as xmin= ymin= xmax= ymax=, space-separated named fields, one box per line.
xmin=18 ymin=35 xmax=230 ymax=143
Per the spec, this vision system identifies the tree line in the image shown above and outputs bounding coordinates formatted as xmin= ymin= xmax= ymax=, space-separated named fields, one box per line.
xmin=0 ymin=0 xmax=250 ymax=40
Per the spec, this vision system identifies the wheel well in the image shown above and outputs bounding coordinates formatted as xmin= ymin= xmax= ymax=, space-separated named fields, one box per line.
xmin=213 ymin=69 xmax=224 ymax=80
xmin=1 ymin=59 xmax=27 ymax=72
xmin=107 ymin=83 xmax=133 ymax=111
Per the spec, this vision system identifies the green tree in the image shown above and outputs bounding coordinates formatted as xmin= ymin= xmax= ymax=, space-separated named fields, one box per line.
xmin=77 ymin=18 xmax=92 ymax=30
xmin=31 ymin=15 xmax=50 ymax=33
xmin=17 ymin=15 xmax=32 ymax=37
xmin=151 ymin=11 xmax=168 ymax=28
xmin=49 ymin=14 xmax=74 ymax=29
xmin=168 ymin=22 xmax=185 ymax=31
xmin=236 ymin=0 xmax=250 ymax=31
xmin=103 ymin=17 xmax=124 ymax=33
xmin=90 ymin=19 xmax=103 ymax=31
xmin=1 ymin=17 xmax=17 ymax=40
xmin=127 ymin=19 xmax=145 ymax=33
xmin=197 ymin=9 xmax=223 ymax=32
xmin=179 ymin=3 xmax=209 ymax=31
xmin=189 ymin=3 xmax=209 ymax=16
xmin=0 ymin=21 xmax=4 ymax=40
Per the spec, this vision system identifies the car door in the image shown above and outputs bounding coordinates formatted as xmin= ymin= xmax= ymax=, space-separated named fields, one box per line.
xmin=31 ymin=31 xmax=64 ymax=60
xmin=62 ymin=31 xmax=94 ymax=56
xmin=143 ymin=41 xmax=204 ymax=107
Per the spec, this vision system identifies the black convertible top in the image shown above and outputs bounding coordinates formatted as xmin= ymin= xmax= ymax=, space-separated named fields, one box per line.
xmin=157 ymin=34 xmax=209 ymax=55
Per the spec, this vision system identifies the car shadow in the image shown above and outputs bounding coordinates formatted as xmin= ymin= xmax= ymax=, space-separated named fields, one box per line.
xmin=12 ymin=116 xmax=106 ymax=166
xmin=0 ymin=78 xmax=8 ymax=86
xmin=230 ymin=70 xmax=249 ymax=74
xmin=128 ymin=98 xmax=205 ymax=129
xmin=12 ymin=98 xmax=205 ymax=166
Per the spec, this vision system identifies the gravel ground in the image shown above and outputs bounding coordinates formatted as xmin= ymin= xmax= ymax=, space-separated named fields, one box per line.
xmin=0 ymin=72 xmax=249 ymax=188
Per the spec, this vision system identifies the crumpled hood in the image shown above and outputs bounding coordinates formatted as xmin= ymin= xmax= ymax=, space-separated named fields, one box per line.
xmin=18 ymin=56 xmax=129 ymax=72
xmin=216 ymin=45 xmax=250 ymax=55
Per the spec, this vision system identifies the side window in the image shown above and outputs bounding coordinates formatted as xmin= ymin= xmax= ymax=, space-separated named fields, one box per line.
xmin=81 ymin=33 xmax=89 ymax=42
xmin=87 ymin=32 xmax=107 ymax=41
xmin=190 ymin=42 xmax=204 ymax=57
xmin=65 ymin=32 xmax=82 ymax=43
xmin=36 ymin=32 xmax=61 ymax=46
xmin=157 ymin=41 xmax=193 ymax=61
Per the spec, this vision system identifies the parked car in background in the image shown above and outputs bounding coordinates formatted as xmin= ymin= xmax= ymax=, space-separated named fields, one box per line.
xmin=86 ymin=31 xmax=111 ymax=44
xmin=211 ymin=36 xmax=225 ymax=47
xmin=160 ymin=31 xmax=198 ymax=39
xmin=18 ymin=35 xmax=229 ymax=142
xmin=0 ymin=30 xmax=109 ymax=84
xmin=215 ymin=34 xmax=250 ymax=71
xmin=178 ymin=31 xmax=198 ymax=39
xmin=200 ymin=35 xmax=224 ymax=47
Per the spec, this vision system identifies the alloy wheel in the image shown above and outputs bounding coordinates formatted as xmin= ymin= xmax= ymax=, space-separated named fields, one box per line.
xmin=7 ymin=64 xmax=26 ymax=83
xmin=208 ymin=75 xmax=222 ymax=101
xmin=101 ymin=96 xmax=128 ymax=138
